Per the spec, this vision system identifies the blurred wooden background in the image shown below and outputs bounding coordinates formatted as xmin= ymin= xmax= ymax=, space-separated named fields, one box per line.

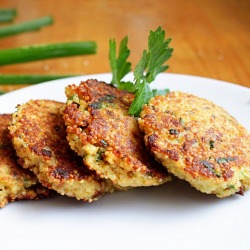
xmin=0 ymin=0 xmax=249 ymax=92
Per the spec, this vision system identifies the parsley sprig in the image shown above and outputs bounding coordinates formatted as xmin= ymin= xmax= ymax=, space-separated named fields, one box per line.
xmin=109 ymin=36 xmax=133 ymax=90
xmin=109 ymin=26 xmax=173 ymax=116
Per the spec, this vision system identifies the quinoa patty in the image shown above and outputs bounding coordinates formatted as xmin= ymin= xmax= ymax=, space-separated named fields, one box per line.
xmin=139 ymin=91 xmax=250 ymax=198
xmin=63 ymin=79 xmax=171 ymax=187
xmin=0 ymin=114 xmax=50 ymax=208
xmin=9 ymin=100 xmax=114 ymax=202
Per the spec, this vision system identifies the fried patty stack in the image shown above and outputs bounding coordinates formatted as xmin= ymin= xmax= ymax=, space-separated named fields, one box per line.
xmin=63 ymin=79 xmax=171 ymax=187
xmin=1 ymin=80 xmax=249 ymax=208
xmin=138 ymin=91 xmax=250 ymax=198
xmin=9 ymin=100 xmax=114 ymax=202
xmin=0 ymin=114 xmax=50 ymax=208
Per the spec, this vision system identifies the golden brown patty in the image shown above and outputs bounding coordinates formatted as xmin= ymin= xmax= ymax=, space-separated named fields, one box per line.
xmin=0 ymin=114 xmax=50 ymax=208
xmin=139 ymin=91 xmax=250 ymax=198
xmin=9 ymin=100 xmax=114 ymax=202
xmin=63 ymin=79 xmax=171 ymax=187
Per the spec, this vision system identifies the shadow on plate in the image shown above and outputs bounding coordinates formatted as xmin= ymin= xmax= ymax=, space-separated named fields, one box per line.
xmin=13 ymin=178 xmax=242 ymax=216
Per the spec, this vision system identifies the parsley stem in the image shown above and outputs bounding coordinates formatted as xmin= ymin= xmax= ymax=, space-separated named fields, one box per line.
xmin=0 ymin=16 xmax=53 ymax=38
xmin=0 ymin=9 xmax=17 ymax=23
xmin=0 ymin=74 xmax=78 ymax=85
xmin=0 ymin=41 xmax=97 ymax=65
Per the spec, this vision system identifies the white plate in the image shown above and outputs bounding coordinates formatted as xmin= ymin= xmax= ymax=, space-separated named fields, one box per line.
xmin=0 ymin=73 xmax=250 ymax=250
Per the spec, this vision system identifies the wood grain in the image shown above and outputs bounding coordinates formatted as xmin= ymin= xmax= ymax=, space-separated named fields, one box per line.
xmin=0 ymin=0 xmax=249 ymax=92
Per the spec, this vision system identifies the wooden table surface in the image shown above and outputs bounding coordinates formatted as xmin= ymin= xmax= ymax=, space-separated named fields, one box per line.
xmin=0 ymin=0 xmax=249 ymax=93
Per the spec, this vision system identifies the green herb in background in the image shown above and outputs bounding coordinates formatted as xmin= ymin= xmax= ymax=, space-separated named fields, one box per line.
xmin=0 ymin=9 xmax=17 ymax=23
xmin=0 ymin=90 xmax=6 ymax=95
xmin=0 ymin=16 xmax=53 ymax=38
xmin=109 ymin=26 xmax=173 ymax=116
xmin=0 ymin=9 xmax=99 ymax=93
xmin=0 ymin=41 xmax=97 ymax=66
xmin=0 ymin=74 xmax=78 ymax=85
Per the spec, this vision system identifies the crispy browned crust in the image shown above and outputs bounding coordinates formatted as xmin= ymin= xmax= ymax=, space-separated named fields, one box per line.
xmin=139 ymin=91 xmax=250 ymax=197
xmin=0 ymin=114 xmax=50 ymax=208
xmin=9 ymin=100 xmax=114 ymax=202
xmin=63 ymin=79 xmax=171 ymax=187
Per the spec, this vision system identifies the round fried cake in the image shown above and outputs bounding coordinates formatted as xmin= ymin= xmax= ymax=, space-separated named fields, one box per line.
xmin=0 ymin=114 xmax=50 ymax=208
xmin=9 ymin=100 xmax=114 ymax=202
xmin=139 ymin=91 xmax=250 ymax=198
xmin=63 ymin=79 xmax=171 ymax=187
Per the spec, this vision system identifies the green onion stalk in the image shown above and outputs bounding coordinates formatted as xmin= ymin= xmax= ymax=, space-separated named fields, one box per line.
xmin=0 ymin=41 xmax=97 ymax=65
xmin=0 ymin=16 xmax=53 ymax=38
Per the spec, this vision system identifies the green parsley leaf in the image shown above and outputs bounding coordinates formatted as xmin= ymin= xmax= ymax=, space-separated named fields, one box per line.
xmin=109 ymin=36 xmax=132 ymax=88
xmin=128 ymin=82 xmax=153 ymax=116
xmin=152 ymin=88 xmax=169 ymax=96
xmin=130 ymin=26 xmax=173 ymax=115
xmin=133 ymin=50 xmax=149 ymax=86
xmin=143 ymin=27 xmax=173 ymax=83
